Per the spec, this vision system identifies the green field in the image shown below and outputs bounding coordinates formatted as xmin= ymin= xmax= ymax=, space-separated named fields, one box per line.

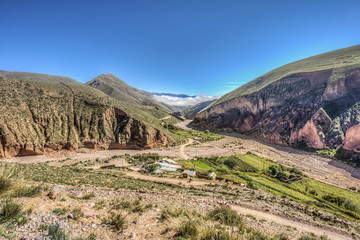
xmin=161 ymin=120 xmax=224 ymax=145
xmin=179 ymin=153 xmax=360 ymax=221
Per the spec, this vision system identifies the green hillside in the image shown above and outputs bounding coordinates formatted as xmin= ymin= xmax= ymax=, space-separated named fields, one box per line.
xmin=207 ymin=44 xmax=360 ymax=109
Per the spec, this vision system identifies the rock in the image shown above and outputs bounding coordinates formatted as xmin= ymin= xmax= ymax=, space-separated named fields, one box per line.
xmin=47 ymin=185 xmax=67 ymax=201
xmin=130 ymin=232 xmax=136 ymax=239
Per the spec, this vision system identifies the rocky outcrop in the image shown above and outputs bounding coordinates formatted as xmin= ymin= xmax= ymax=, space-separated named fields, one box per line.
xmin=192 ymin=67 xmax=360 ymax=161
xmin=0 ymin=78 xmax=170 ymax=158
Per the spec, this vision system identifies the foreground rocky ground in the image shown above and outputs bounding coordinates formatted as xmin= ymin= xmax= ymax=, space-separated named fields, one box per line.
xmin=8 ymin=180 xmax=356 ymax=240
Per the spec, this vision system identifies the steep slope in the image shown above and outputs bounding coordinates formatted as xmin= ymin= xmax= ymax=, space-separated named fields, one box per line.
xmin=206 ymin=44 xmax=360 ymax=109
xmin=0 ymin=77 xmax=171 ymax=158
xmin=192 ymin=45 xmax=360 ymax=162
xmin=0 ymin=70 xmax=79 ymax=85
xmin=86 ymin=74 xmax=175 ymax=112
xmin=182 ymin=100 xmax=216 ymax=119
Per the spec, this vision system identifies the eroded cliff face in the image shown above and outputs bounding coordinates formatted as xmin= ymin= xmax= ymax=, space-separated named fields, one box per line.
xmin=192 ymin=68 xmax=360 ymax=161
xmin=0 ymin=78 xmax=170 ymax=158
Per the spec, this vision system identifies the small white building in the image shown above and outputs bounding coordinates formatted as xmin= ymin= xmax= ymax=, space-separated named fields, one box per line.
xmin=155 ymin=160 xmax=181 ymax=171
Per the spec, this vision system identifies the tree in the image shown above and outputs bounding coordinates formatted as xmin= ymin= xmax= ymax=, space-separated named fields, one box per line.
xmin=224 ymin=159 xmax=237 ymax=169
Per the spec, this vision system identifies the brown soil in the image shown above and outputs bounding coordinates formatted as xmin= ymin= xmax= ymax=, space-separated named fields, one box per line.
xmin=3 ymin=120 xmax=360 ymax=190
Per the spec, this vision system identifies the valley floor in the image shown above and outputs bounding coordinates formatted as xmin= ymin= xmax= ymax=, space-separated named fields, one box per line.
xmin=1 ymin=119 xmax=360 ymax=239
xmin=4 ymin=121 xmax=360 ymax=190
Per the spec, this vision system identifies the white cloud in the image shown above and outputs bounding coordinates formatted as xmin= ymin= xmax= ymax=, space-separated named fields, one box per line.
xmin=153 ymin=94 xmax=219 ymax=106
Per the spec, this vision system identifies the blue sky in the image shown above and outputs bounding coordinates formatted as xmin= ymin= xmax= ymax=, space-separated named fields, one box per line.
xmin=1 ymin=0 xmax=360 ymax=96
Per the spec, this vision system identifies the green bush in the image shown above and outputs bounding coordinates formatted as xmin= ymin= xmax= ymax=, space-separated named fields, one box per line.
xmin=48 ymin=224 xmax=67 ymax=240
xmin=207 ymin=206 xmax=244 ymax=228
xmin=70 ymin=208 xmax=84 ymax=220
xmin=322 ymin=194 xmax=344 ymax=206
xmin=344 ymin=198 xmax=360 ymax=213
xmin=224 ymin=159 xmax=237 ymax=169
xmin=248 ymin=230 xmax=270 ymax=240
xmin=53 ymin=207 xmax=68 ymax=215
xmin=289 ymin=168 xmax=303 ymax=175
xmin=110 ymin=197 xmax=144 ymax=213
xmin=0 ymin=176 xmax=12 ymax=194
xmin=269 ymin=165 xmax=278 ymax=175
xmin=80 ymin=192 xmax=95 ymax=200
xmin=12 ymin=185 xmax=42 ymax=198
xmin=247 ymin=181 xmax=258 ymax=190
xmin=108 ymin=212 xmax=127 ymax=232
xmin=176 ymin=219 xmax=199 ymax=238
xmin=200 ymin=225 xmax=235 ymax=240
xmin=0 ymin=197 xmax=21 ymax=223
xmin=276 ymin=171 xmax=288 ymax=179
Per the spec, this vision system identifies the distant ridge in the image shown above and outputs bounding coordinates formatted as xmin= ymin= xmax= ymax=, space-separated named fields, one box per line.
xmin=86 ymin=73 xmax=177 ymax=112
xmin=0 ymin=70 xmax=79 ymax=85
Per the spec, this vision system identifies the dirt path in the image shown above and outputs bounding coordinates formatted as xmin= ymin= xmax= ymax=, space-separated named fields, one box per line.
xmin=232 ymin=205 xmax=351 ymax=240
xmin=3 ymin=119 xmax=360 ymax=189
xmin=179 ymin=138 xmax=194 ymax=159
xmin=175 ymin=119 xmax=193 ymax=131
xmin=121 ymin=170 xmax=209 ymax=186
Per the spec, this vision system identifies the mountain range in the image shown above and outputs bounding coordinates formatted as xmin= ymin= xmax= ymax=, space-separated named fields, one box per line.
xmin=192 ymin=44 xmax=360 ymax=162
xmin=0 ymin=70 xmax=180 ymax=158
xmin=2 ymin=44 xmax=360 ymax=163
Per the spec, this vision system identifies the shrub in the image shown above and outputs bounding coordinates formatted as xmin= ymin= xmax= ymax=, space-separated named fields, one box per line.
xmin=80 ymin=192 xmax=95 ymax=200
xmin=176 ymin=219 xmax=199 ymax=238
xmin=207 ymin=206 xmax=244 ymax=228
xmin=108 ymin=212 xmax=127 ymax=232
xmin=111 ymin=197 xmax=144 ymax=213
xmin=200 ymin=225 xmax=235 ymax=240
xmin=248 ymin=230 xmax=270 ymax=240
xmin=0 ymin=197 xmax=21 ymax=223
xmin=309 ymin=190 xmax=318 ymax=196
xmin=343 ymin=198 xmax=360 ymax=213
xmin=160 ymin=206 xmax=192 ymax=221
xmin=94 ymin=200 xmax=106 ymax=209
xmin=276 ymin=232 xmax=290 ymax=240
xmin=53 ymin=207 xmax=68 ymax=215
xmin=87 ymin=233 xmax=96 ymax=240
xmin=48 ymin=224 xmax=67 ymax=240
xmin=298 ymin=233 xmax=329 ymax=240
xmin=70 ymin=208 xmax=84 ymax=220
xmin=289 ymin=168 xmax=303 ymax=175
xmin=224 ymin=159 xmax=237 ymax=169
xmin=247 ymin=181 xmax=258 ymax=190
xmin=216 ymin=166 xmax=229 ymax=174
xmin=0 ymin=176 xmax=12 ymax=194
xmin=322 ymin=194 xmax=344 ymax=206
xmin=276 ymin=171 xmax=288 ymax=179
xmin=16 ymin=215 xmax=28 ymax=225
xmin=269 ymin=165 xmax=278 ymax=175
xmin=12 ymin=185 xmax=42 ymax=198
xmin=38 ymin=223 xmax=48 ymax=231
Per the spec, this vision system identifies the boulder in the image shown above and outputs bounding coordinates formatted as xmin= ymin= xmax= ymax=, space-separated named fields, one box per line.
xmin=47 ymin=185 xmax=67 ymax=201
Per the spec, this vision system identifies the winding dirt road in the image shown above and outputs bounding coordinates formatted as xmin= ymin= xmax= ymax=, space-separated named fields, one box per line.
xmin=232 ymin=205 xmax=351 ymax=240
xmin=178 ymin=138 xmax=194 ymax=159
